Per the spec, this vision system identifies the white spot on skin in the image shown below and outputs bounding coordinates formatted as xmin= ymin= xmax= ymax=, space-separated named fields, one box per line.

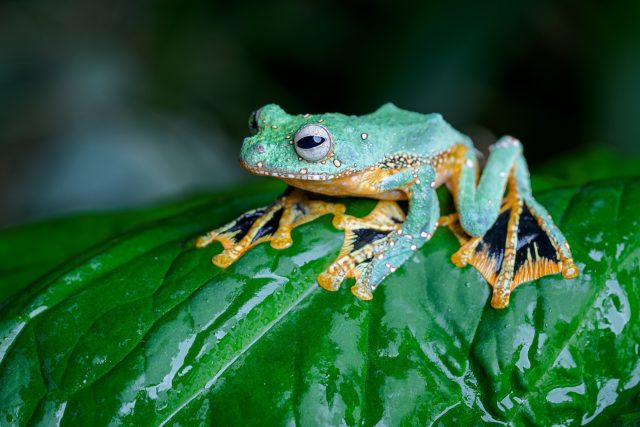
xmin=271 ymin=125 xmax=278 ymax=129
xmin=318 ymin=118 xmax=324 ymax=123
xmin=304 ymin=113 xmax=311 ymax=118
xmin=333 ymin=159 xmax=341 ymax=167
xmin=257 ymin=161 xmax=263 ymax=168
xmin=411 ymin=245 xmax=417 ymax=251
xmin=465 ymin=159 xmax=474 ymax=168
xmin=361 ymin=133 xmax=368 ymax=140
xmin=299 ymin=168 xmax=307 ymax=174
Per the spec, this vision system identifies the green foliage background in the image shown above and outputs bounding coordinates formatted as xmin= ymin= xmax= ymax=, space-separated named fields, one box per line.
xmin=2 ymin=0 xmax=640 ymax=227
xmin=0 ymin=148 xmax=638 ymax=425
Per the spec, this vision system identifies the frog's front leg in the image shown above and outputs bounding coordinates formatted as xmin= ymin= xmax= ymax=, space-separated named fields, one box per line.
xmin=450 ymin=137 xmax=579 ymax=308
xmin=318 ymin=166 xmax=440 ymax=300
xmin=196 ymin=188 xmax=345 ymax=268
xmin=316 ymin=199 xmax=406 ymax=294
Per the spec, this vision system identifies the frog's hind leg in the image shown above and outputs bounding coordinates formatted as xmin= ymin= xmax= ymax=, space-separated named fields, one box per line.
xmin=447 ymin=137 xmax=578 ymax=308
xmin=316 ymin=200 xmax=406 ymax=298
xmin=196 ymin=188 xmax=345 ymax=268
xmin=445 ymin=196 xmax=579 ymax=308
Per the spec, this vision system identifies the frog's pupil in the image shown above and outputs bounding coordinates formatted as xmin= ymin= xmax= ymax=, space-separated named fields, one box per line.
xmin=297 ymin=135 xmax=325 ymax=149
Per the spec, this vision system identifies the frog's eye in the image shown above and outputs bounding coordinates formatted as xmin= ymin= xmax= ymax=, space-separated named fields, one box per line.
xmin=248 ymin=109 xmax=261 ymax=135
xmin=293 ymin=124 xmax=333 ymax=162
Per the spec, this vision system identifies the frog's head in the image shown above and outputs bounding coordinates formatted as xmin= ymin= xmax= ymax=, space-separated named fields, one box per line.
xmin=240 ymin=104 xmax=366 ymax=181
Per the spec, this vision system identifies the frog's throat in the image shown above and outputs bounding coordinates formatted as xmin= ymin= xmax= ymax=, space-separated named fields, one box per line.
xmin=242 ymin=157 xmax=408 ymax=199
xmin=240 ymin=159 xmax=357 ymax=181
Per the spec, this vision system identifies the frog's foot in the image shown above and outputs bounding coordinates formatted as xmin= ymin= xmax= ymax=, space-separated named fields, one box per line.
xmin=444 ymin=199 xmax=579 ymax=308
xmin=316 ymin=200 xmax=406 ymax=299
xmin=196 ymin=188 xmax=345 ymax=268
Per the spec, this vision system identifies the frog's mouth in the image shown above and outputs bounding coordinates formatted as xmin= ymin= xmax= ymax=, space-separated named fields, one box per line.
xmin=240 ymin=159 xmax=347 ymax=181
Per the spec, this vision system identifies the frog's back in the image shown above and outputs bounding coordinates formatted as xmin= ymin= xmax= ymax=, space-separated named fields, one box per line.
xmin=284 ymin=104 xmax=474 ymax=199
xmin=354 ymin=103 xmax=472 ymax=162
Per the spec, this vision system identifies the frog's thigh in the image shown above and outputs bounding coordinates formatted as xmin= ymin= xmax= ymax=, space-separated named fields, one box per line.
xmin=455 ymin=137 xmax=524 ymax=237
xmin=196 ymin=188 xmax=345 ymax=268
xmin=340 ymin=167 xmax=440 ymax=300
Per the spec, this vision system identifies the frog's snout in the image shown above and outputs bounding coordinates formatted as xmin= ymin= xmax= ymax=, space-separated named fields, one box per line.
xmin=240 ymin=138 xmax=271 ymax=171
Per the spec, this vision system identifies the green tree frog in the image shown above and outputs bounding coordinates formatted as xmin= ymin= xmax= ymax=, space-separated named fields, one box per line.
xmin=197 ymin=104 xmax=578 ymax=308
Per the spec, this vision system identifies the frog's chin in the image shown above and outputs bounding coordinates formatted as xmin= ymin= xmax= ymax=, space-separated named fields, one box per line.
xmin=240 ymin=159 xmax=345 ymax=181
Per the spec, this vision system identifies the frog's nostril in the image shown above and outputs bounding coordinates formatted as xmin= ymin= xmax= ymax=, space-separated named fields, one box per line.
xmin=255 ymin=144 xmax=265 ymax=153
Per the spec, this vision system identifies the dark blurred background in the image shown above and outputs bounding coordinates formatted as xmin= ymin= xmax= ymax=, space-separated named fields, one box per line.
xmin=1 ymin=0 xmax=639 ymax=228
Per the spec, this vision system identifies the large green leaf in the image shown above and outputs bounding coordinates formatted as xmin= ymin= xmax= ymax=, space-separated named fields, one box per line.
xmin=0 ymin=177 xmax=638 ymax=426
xmin=0 ymin=182 xmax=283 ymax=307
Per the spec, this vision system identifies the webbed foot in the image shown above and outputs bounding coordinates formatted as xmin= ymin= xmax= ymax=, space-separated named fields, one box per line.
xmin=442 ymin=197 xmax=578 ymax=308
xmin=316 ymin=200 xmax=406 ymax=299
xmin=196 ymin=188 xmax=345 ymax=268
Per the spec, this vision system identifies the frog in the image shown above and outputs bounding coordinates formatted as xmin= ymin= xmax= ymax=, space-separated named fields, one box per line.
xmin=196 ymin=103 xmax=579 ymax=308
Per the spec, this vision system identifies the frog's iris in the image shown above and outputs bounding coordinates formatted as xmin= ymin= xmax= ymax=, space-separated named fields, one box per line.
xmin=293 ymin=124 xmax=333 ymax=162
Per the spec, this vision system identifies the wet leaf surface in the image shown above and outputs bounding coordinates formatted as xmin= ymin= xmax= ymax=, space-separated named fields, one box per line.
xmin=0 ymin=178 xmax=638 ymax=426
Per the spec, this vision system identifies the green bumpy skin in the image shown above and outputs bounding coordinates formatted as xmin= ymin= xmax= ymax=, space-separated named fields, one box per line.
xmin=199 ymin=103 xmax=578 ymax=309
xmin=241 ymin=103 xmax=461 ymax=181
